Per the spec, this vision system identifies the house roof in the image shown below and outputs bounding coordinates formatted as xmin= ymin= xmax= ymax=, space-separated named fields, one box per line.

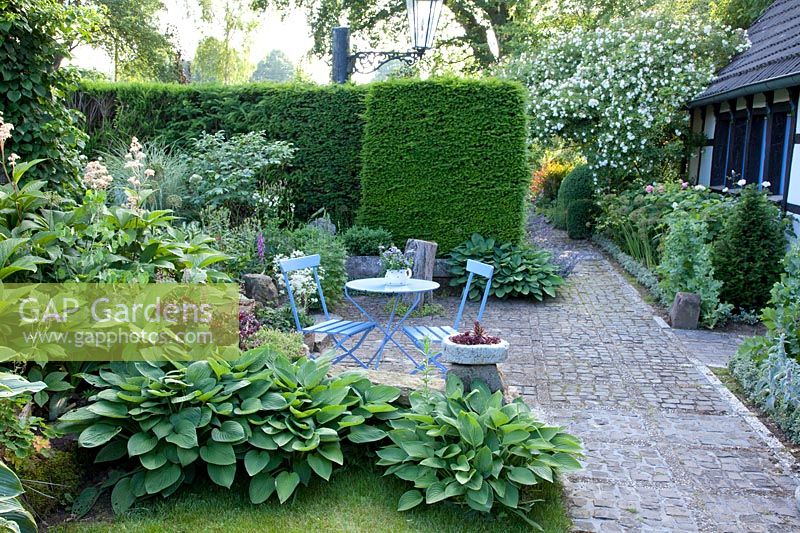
xmin=691 ymin=0 xmax=800 ymax=107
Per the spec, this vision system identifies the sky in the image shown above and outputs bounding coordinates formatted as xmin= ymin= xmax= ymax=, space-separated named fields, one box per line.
xmin=70 ymin=0 xmax=411 ymax=84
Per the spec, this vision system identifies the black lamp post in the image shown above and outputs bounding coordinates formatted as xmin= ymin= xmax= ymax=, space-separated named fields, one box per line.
xmin=332 ymin=0 xmax=444 ymax=83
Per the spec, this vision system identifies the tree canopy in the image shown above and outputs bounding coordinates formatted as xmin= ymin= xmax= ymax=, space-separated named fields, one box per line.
xmin=251 ymin=49 xmax=294 ymax=82
xmin=93 ymin=0 xmax=180 ymax=82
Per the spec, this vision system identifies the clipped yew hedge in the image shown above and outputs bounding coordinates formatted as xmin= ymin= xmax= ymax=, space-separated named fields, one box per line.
xmin=73 ymin=79 xmax=530 ymax=247
xmin=357 ymin=78 xmax=530 ymax=253
xmin=73 ymin=82 xmax=367 ymax=224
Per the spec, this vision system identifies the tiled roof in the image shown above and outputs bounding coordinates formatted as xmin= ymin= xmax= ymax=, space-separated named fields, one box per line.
xmin=692 ymin=0 xmax=800 ymax=105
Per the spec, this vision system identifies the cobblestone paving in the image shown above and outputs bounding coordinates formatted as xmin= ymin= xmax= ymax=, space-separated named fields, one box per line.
xmin=331 ymin=215 xmax=800 ymax=531
xmin=671 ymin=329 xmax=748 ymax=368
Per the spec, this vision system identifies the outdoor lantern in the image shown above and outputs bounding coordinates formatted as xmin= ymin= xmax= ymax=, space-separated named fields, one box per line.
xmin=407 ymin=0 xmax=444 ymax=52
xmin=332 ymin=0 xmax=444 ymax=82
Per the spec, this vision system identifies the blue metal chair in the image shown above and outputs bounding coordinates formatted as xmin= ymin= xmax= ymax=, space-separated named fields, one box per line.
xmin=279 ymin=254 xmax=375 ymax=368
xmin=403 ymin=259 xmax=494 ymax=373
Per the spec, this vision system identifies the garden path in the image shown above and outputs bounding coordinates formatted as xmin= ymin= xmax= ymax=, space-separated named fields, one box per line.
xmin=338 ymin=214 xmax=800 ymax=532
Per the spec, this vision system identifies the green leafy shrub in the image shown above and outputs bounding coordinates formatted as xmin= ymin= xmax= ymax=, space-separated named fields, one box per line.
xmin=712 ymin=185 xmax=789 ymax=312
xmin=0 ymin=146 xmax=230 ymax=284
xmin=0 ymin=372 xmax=46 ymax=533
xmin=59 ymin=352 xmax=400 ymax=514
xmin=358 ymin=78 xmax=530 ymax=254
xmin=657 ymin=215 xmax=731 ymax=328
xmin=762 ymin=244 xmax=800 ymax=361
xmin=0 ymin=390 xmax=53 ymax=462
xmin=597 ymin=181 xmax=731 ymax=268
xmin=377 ymin=374 xmax=582 ymax=527
xmin=342 ymin=226 xmax=393 ymax=256
xmin=200 ymin=208 xmax=290 ymax=281
xmin=74 ymin=82 xmax=368 ymax=225
xmin=554 ymin=165 xmax=594 ymax=230
xmin=558 ymin=166 xmax=595 ymax=206
xmin=531 ymin=159 xmax=573 ymax=204
xmin=289 ymin=226 xmax=348 ymax=307
xmin=566 ymin=199 xmax=596 ymax=240
xmin=447 ymin=234 xmax=564 ymax=300
xmin=729 ymin=244 xmax=800 ymax=444
xmin=241 ymin=329 xmax=308 ymax=358
xmin=255 ymin=305 xmax=313 ymax=333
xmin=182 ymin=131 xmax=296 ymax=224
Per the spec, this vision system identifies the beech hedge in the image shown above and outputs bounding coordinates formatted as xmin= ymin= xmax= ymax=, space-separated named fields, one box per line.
xmin=72 ymin=82 xmax=367 ymax=224
xmin=357 ymin=78 xmax=530 ymax=253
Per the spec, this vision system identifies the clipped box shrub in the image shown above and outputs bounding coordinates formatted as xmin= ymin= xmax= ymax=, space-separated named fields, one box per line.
xmin=73 ymin=82 xmax=367 ymax=225
xmin=554 ymin=165 xmax=595 ymax=230
xmin=566 ymin=199 xmax=596 ymax=239
xmin=357 ymin=78 xmax=530 ymax=254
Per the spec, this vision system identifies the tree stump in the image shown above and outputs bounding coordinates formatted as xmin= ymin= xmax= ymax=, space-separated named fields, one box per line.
xmin=404 ymin=239 xmax=438 ymax=306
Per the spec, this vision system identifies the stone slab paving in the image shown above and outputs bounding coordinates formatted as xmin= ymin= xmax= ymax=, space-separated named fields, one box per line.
xmin=331 ymin=215 xmax=800 ymax=531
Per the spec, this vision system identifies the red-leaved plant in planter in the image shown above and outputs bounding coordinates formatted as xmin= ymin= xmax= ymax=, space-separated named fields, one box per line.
xmin=450 ymin=321 xmax=501 ymax=345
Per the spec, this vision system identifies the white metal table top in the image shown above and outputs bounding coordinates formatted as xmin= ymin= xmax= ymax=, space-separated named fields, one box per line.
xmin=345 ymin=277 xmax=440 ymax=294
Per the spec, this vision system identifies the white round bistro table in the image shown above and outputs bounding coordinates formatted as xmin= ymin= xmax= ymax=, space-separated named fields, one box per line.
xmin=344 ymin=277 xmax=439 ymax=369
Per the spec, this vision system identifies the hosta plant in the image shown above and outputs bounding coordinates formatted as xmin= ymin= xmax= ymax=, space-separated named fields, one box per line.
xmin=59 ymin=351 xmax=400 ymax=515
xmin=447 ymin=234 xmax=564 ymax=300
xmin=377 ymin=374 xmax=582 ymax=528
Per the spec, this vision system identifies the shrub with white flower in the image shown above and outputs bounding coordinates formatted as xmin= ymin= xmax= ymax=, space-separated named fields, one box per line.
xmin=273 ymin=250 xmax=324 ymax=311
xmin=501 ymin=14 xmax=747 ymax=186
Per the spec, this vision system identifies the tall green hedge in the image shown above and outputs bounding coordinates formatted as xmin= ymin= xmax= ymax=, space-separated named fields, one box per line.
xmin=73 ymin=82 xmax=367 ymax=224
xmin=356 ymin=78 xmax=529 ymax=253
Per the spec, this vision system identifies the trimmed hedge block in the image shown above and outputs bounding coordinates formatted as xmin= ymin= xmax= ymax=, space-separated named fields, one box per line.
xmin=357 ymin=78 xmax=530 ymax=254
xmin=73 ymin=82 xmax=367 ymax=225
xmin=567 ymin=199 xmax=596 ymax=239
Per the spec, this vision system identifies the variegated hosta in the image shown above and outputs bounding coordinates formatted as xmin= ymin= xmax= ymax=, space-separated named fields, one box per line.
xmin=377 ymin=375 xmax=582 ymax=529
xmin=59 ymin=350 xmax=400 ymax=514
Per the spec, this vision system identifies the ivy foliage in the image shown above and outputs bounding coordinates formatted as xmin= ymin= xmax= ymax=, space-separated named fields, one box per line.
xmin=0 ymin=0 xmax=93 ymax=189
xmin=73 ymin=82 xmax=368 ymax=225
xmin=357 ymin=78 xmax=530 ymax=254
xmin=59 ymin=351 xmax=400 ymax=514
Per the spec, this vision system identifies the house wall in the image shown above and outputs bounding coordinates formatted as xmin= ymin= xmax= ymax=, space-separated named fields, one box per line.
xmin=691 ymin=88 xmax=800 ymax=226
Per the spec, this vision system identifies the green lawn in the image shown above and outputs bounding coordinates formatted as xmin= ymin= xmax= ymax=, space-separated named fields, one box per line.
xmin=54 ymin=465 xmax=570 ymax=533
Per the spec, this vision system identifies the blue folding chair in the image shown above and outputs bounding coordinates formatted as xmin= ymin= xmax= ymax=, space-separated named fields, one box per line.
xmin=403 ymin=259 xmax=494 ymax=373
xmin=279 ymin=254 xmax=375 ymax=368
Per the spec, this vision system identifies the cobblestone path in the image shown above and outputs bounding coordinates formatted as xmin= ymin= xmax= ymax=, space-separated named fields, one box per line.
xmin=335 ymin=215 xmax=800 ymax=531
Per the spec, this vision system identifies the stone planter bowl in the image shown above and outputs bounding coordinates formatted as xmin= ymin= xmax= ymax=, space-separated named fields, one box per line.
xmin=441 ymin=336 xmax=509 ymax=365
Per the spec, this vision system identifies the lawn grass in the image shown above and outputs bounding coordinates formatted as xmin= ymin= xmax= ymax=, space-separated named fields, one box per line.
xmin=54 ymin=464 xmax=570 ymax=533
xmin=710 ymin=366 xmax=744 ymax=397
